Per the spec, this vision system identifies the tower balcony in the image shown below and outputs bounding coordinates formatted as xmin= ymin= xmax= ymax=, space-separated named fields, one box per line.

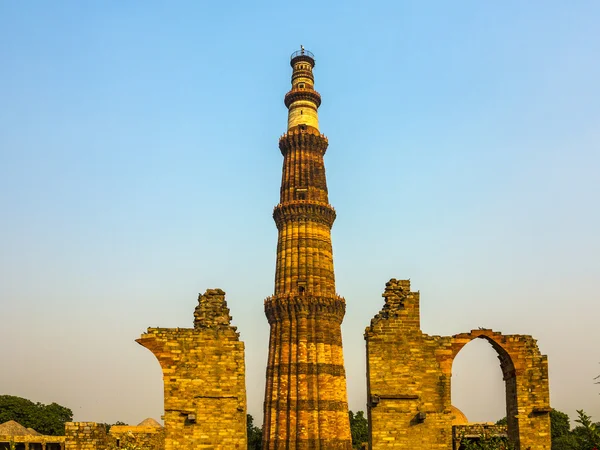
xmin=273 ymin=200 xmax=336 ymax=229
xmin=284 ymin=88 xmax=321 ymax=108
xmin=278 ymin=127 xmax=328 ymax=156
xmin=290 ymin=49 xmax=315 ymax=67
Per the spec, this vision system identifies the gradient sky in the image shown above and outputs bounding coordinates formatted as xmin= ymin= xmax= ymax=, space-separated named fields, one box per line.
xmin=1 ymin=1 xmax=599 ymax=428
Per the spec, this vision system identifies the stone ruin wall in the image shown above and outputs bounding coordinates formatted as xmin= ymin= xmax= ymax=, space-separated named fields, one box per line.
xmin=137 ymin=288 xmax=247 ymax=450
xmin=365 ymin=279 xmax=551 ymax=450
xmin=108 ymin=425 xmax=164 ymax=449
xmin=64 ymin=423 xmax=164 ymax=450
xmin=453 ymin=423 xmax=508 ymax=450
xmin=65 ymin=423 xmax=108 ymax=450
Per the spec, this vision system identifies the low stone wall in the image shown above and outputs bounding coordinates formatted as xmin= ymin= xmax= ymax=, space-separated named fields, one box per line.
xmin=109 ymin=425 xmax=164 ymax=449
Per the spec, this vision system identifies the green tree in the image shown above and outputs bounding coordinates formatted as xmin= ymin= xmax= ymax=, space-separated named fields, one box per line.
xmin=572 ymin=410 xmax=600 ymax=450
xmin=548 ymin=408 xmax=580 ymax=450
xmin=496 ymin=409 xmax=575 ymax=450
xmin=348 ymin=410 xmax=368 ymax=449
xmin=551 ymin=409 xmax=571 ymax=442
xmin=247 ymin=414 xmax=262 ymax=450
xmin=0 ymin=395 xmax=73 ymax=436
xmin=101 ymin=421 xmax=126 ymax=433
xmin=551 ymin=434 xmax=579 ymax=450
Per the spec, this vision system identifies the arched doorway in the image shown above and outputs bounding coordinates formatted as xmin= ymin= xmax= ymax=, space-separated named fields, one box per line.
xmin=451 ymin=335 xmax=517 ymax=448
xmin=450 ymin=332 xmax=521 ymax=448
xmin=452 ymin=338 xmax=507 ymax=422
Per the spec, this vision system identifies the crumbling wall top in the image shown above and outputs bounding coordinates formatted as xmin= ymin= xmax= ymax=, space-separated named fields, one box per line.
xmin=193 ymin=288 xmax=235 ymax=330
xmin=366 ymin=278 xmax=420 ymax=336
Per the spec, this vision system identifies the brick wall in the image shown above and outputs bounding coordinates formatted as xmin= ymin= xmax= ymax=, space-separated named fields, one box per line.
xmin=65 ymin=423 xmax=108 ymax=450
xmin=365 ymin=279 xmax=551 ymax=450
xmin=109 ymin=425 xmax=164 ymax=449
xmin=137 ymin=288 xmax=247 ymax=450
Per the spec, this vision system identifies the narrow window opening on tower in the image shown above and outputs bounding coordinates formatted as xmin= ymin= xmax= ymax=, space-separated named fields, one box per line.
xmin=300 ymin=124 xmax=306 ymax=131
xmin=298 ymin=281 xmax=307 ymax=295
xmin=300 ymin=110 xmax=303 ymax=115
xmin=296 ymin=187 xmax=307 ymax=200
xmin=299 ymin=83 xmax=305 ymax=88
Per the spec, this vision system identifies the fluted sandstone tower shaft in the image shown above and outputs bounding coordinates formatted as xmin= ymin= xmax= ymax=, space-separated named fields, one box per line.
xmin=263 ymin=49 xmax=353 ymax=450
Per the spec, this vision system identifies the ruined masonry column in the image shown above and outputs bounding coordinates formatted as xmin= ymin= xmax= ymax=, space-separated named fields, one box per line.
xmin=263 ymin=48 xmax=353 ymax=450
xmin=137 ymin=289 xmax=247 ymax=450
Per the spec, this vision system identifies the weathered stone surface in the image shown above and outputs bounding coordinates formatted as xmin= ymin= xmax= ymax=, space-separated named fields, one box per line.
xmin=109 ymin=424 xmax=164 ymax=449
xmin=63 ymin=421 xmax=164 ymax=450
xmin=65 ymin=423 xmax=107 ymax=450
xmin=262 ymin=49 xmax=353 ymax=449
xmin=137 ymin=289 xmax=247 ymax=450
xmin=365 ymin=279 xmax=551 ymax=450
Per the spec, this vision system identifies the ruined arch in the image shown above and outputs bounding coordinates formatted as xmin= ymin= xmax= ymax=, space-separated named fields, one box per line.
xmin=450 ymin=335 xmax=510 ymax=423
xmin=365 ymin=279 xmax=551 ymax=450
xmin=447 ymin=331 xmax=519 ymax=446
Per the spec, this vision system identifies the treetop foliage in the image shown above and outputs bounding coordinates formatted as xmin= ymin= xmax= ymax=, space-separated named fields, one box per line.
xmin=247 ymin=414 xmax=262 ymax=450
xmin=0 ymin=395 xmax=73 ymax=436
xmin=348 ymin=410 xmax=368 ymax=449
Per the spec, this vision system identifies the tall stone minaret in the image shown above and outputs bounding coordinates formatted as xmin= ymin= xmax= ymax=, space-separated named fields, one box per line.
xmin=262 ymin=48 xmax=353 ymax=450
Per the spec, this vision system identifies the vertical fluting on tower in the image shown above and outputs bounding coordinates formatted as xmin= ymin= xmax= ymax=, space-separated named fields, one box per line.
xmin=263 ymin=48 xmax=353 ymax=450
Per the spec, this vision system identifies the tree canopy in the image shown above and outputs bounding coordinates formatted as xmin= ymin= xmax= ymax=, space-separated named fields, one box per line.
xmin=349 ymin=410 xmax=368 ymax=449
xmin=496 ymin=408 xmax=600 ymax=450
xmin=247 ymin=414 xmax=262 ymax=450
xmin=0 ymin=395 xmax=73 ymax=436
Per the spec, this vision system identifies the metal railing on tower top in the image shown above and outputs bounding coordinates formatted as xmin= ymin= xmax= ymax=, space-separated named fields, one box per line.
xmin=290 ymin=49 xmax=314 ymax=60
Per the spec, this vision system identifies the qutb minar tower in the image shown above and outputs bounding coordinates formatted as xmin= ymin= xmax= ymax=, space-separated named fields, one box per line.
xmin=262 ymin=48 xmax=353 ymax=449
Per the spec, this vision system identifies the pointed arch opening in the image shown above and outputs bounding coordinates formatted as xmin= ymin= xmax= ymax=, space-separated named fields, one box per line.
xmin=450 ymin=334 xmax=518 ymax=449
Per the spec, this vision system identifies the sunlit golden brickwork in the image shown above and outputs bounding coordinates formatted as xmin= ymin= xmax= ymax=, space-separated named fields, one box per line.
xmin=365 ymin=279 xmax=551 ymax=450
xmin=262 ymin=48 xmax=353 ymax=450
xmin=138 ymin=289 xmax=247 ymax=450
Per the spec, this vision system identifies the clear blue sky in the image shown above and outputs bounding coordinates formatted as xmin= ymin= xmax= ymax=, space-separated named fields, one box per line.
xmin=1 ymin=1 xmax=598 ymax=427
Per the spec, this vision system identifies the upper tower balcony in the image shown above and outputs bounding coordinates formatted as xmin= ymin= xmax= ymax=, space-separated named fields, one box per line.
xmin=290 ymin=47 xmax=315 ymax=68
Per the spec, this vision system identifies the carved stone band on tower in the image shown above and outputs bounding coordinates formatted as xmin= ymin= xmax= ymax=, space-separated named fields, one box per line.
xmin=262 ymin=49 xmax=353 ymax=449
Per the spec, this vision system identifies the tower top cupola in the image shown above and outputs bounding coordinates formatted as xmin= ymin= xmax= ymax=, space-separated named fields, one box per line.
xmin=290 ymin=45 xmax=315 ymax=67
xmin=285 ymin=46 xmax=321 ymax=131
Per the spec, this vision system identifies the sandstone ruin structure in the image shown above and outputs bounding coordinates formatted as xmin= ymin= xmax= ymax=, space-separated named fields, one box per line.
xmin=365 ymin=279 xmax=551 ymax=449
xmin=262 ymin=48 xmax=353 ymax=449
xmin=0 ymin=419 xmax=164 ymax=450
xmin=137 ymin=289 xmax=247 ymax=449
